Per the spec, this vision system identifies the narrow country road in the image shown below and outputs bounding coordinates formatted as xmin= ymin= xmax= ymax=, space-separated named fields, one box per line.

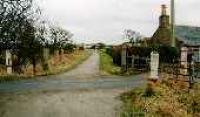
xmin=0 ymin=51 xmax=146 ymax=117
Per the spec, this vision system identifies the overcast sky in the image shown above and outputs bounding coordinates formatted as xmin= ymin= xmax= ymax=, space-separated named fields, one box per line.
xmin=37 ymin=0 xmax=200 ymax=44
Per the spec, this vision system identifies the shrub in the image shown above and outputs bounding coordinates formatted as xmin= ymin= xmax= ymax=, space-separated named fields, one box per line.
xmin=158 ymin=46 xmax=179 ymax=63
xmin=111 ymin=45 xmax=179 ymax=67
xmin=63 ymin=43 xmax=75 ymax=53
xmin=105 ymin=46 xmax=112 ymax=56
xmin=112 ymin=46 xmax=122 ymax=66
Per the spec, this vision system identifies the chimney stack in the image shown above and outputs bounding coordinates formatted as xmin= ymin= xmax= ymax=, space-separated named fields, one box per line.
xmin=161 ymin=4 xmax=167 ymax=15
xmin=159 ymin=4 xmax=170 ymax=28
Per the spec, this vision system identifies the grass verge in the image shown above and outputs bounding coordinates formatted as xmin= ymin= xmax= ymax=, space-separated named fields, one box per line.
xmin=0 ymin=50 xmax=92 ymax=82
xmin=99 ymin=49 xmax=144 ymax=76
xmin=0 ymin=76 xmax=33 ymax=83
xmin=99 ymin=49 xmax=121 ymax=75
xmin=46 ymin=50 xmax=92 ymax=75
xmin=120 ymin=78 xmax=200 ymax=117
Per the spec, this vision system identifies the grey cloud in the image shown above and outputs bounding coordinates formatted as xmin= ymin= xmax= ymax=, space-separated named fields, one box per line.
xmin=39 ymin=0 xmax=200 ymax=44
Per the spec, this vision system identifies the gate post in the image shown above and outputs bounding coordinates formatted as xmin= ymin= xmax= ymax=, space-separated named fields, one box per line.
xmin=181 ymin=47 xmax=188 ymax=67
xmin=198 ymin=48 xmax=200 ymax=62
xmin=121 ymin=45 xmax=127 ymax=72
xmin=43 ymin=48 xmax=49 ymax=73
xmin=180 ymin=47 xmax=188 ymax=75
xmin=132 ymin=55 xmax=135 ymax=68
xmin=150 ymin=51 xmax=159 ymax=80
xmin=6 ymin=50 xmax=12 ymax=75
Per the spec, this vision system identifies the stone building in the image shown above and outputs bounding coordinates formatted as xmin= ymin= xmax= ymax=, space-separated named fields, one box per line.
xmin=149 ymin=5 xmax=200 ymax=49
xmin=147 ymin=4 xmax=200 ymax=62
xmin=151 ymin=5 xmax=172 ymax=46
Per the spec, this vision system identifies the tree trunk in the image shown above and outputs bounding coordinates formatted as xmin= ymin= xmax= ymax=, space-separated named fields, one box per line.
xmin=59 ymin=48 xmax=62 ymax=61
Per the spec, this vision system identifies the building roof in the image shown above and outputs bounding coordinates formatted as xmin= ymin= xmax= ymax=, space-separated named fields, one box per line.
xmin=176 ymin=26 xmax=200 ymax=47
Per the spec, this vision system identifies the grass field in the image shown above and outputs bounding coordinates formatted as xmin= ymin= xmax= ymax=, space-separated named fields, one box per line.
xmin=99 ymin=50 xmax=121 ymax=75
xmin=120 ymin=78 xmax=200 ymax=117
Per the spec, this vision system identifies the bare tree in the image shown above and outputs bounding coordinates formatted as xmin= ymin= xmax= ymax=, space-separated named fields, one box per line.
xmin=50 ymin=26 xmax=73 ymax=55
xmin=0 ymin=0 xmax=40 ymax=49
xmin=124 ymin=29 xmax=142 ymax=46
xmin=0 ymin=0 xmax=42 ymax=75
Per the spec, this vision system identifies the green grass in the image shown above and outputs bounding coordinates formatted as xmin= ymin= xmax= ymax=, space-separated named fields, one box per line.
xmin=0 ymin=76 xmax=33 ymax=83
xmin=99 ymin=50 xmax=121 ymax=75
xmin=99 ymin=49 xmax=144 ymax=76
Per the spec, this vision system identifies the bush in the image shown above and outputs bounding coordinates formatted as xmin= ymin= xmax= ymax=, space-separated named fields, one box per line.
xmin=105 ymin=46 xmax=112 ymax=56
xmin=111 ymin=45 xmax=179 ymax=67
xmin=63 ymin=43 xmax=75 ymax=53
xmin=158 ymin=46 xmax=179 ymax=63
xmin=112 ymin=48 xmax=121 ymax=66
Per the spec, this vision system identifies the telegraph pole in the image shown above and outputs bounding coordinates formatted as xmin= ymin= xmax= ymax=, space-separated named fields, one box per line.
xmin=171 ymin=0 xmax=176 ymax=47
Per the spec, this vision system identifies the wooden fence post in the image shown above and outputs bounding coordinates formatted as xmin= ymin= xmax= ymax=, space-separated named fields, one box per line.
xmin=6 ymin=50 xmax=12 ymax=75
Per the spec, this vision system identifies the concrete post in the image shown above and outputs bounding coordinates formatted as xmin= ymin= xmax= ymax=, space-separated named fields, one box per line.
xmin=6 ymin=50 xmax=12 ymax=75
xmin=180 ymin=47 xmax=188 ymax=75
xmin=181 ymin=47 xmax=188 ymax=67
xmin=121 ymin=45 xmax=127 ymax=72
xmin=150 ymin=51 xmax=159 ymax=80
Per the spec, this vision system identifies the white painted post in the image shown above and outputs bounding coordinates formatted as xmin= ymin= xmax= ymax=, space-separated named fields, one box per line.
xmin=150 ymin=51 xmax=159 ymax=80
xmin=6 ymin=50 xmax=12 ymax=75
xmin=180 ymin=47 xmax=188 ymax=75
xmin=121 ymin=45 xmax=127 ymax=72
xmin=181 ymin=47 xmax=188 ymax=67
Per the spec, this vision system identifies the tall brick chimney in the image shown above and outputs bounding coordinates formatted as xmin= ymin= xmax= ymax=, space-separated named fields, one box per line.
xmin=151 ymin=4 xmax=172 ymax=46
xmin=161 ymin=4 xmax=167 ymax=15
xmin=159 ymin=4 xmax=170 ymax=28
